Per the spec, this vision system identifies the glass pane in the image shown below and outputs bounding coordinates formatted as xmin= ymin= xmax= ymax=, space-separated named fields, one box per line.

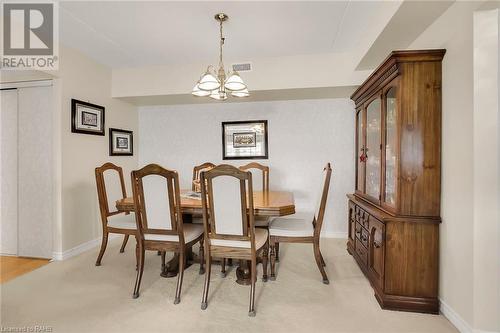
xmin=366 ymin=98 xmax=381 ymax=200
xmin=356 ymin=110 xmax=365 ymax=192
xmin=385 ymin=88 xmax=397 ymax=206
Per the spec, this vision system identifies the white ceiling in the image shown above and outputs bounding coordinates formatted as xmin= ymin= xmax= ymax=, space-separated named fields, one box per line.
xmin=60 ymin=1 xmax=402 ymax=68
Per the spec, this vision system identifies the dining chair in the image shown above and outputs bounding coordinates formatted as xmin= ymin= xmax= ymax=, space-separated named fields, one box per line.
xmin=269 ymin=163 xmax=332 ymax=284
xmin=200 ymin=164 xmax=269 ymax=316
xmin=239 ymin=162 xmax=269 ymax=192
xmin=95 ymin=162 xmax=138 ymax=266
xmin=131 ymin=164 xmax=204 ymax=304
xmin=192 ymin=162 xmax=216 ymax=192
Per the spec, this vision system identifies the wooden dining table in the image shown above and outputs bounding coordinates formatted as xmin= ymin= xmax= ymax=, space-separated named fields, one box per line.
xmin=116 ymin=189 xmax=295 ymax=284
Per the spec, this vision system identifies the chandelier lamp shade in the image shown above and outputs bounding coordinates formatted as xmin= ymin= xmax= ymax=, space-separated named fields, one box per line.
xmin=192 ymin=13 xmax=249 ymax=100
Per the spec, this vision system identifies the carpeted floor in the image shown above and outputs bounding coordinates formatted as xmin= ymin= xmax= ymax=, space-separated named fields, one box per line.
xmin=1 ymin=238 xmax=457 ymax=333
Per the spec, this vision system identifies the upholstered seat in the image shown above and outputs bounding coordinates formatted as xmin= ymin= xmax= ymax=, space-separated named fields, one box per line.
xmin=144 ymin=224 xmax=204 ymax=243
xmin=269 ymin=216 xmax=314 ymax=237
xmin=211 ymin=228 xmax=268 ymax=249
xmin=107 ymin=213 xmax=137 ymax=230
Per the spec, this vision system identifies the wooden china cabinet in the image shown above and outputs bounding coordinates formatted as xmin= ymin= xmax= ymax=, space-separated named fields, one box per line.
xmin=347 ymin=49 xmax=445 ymax=314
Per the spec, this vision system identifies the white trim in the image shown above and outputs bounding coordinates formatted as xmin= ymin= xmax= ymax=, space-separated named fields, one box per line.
xmin=440 ymin=298 xmax=473 ymax=333
xmin=321 ymin=231 xmax=348 ymax=239
xmin=52 ymin=234 xmax=120 ymax=261
xmin=0 ymin=79 xmax=53 ymax=90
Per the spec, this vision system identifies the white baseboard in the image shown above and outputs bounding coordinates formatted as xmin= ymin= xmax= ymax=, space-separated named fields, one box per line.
xmin=52 ymin=234 xmax=120 ymax=261
xmin=321 ymin=231 xmax=348 ymax=239
xmin=440 ymin=298 xmax=473 ymax=333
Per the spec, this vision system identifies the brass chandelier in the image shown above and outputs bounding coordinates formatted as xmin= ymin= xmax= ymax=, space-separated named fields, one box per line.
xmin=192 ymin=13 xmax=249 ymax=100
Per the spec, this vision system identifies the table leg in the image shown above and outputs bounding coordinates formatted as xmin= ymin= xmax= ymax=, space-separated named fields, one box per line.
xmin=160 ymin=212 xmax=195 ymax=278
xmin=236 ymin=260 xmax=252 ymax=285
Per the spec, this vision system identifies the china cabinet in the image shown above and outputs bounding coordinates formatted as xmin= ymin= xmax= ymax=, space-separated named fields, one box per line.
xmin=347 ymin=49 xmax=445 ymax=314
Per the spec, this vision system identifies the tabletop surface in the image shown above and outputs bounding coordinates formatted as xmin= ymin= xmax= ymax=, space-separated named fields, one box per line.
xmin=116 ymin=190 xmax=295 ymax=217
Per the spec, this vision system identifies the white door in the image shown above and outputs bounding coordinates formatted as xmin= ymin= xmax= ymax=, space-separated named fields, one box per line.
xmin=0 ymin=85 xmax=53 ymax=258
xmin=17 ymin=86 xmax=53 ymax=258
xmin=1 ymin=89 xmax=19 ymax=255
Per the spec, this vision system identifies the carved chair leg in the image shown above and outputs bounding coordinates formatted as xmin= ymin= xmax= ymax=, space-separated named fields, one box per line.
xmin=275 ymin=242 xmax=280 ymax=262
xmin=199 ymin=237 xmax=205 ymax=275
xmin=174 ymin=248 xmax=185 ymax=304
xmin=270 ymin=238 xmax=276 ymax=281
xmin=133 ymin=243 xmax=145 ymax=298
xmin=262 ymin=241 xmax=269 ymax=282
xmin=313 ymin=242 xmax=329 ymax=284
xmin=135 ymin=237 xmax=140 ymax=270
xmin=201 ymin=248 xmax=211 ymax=310
xmin=320 ymin=252 xmax=326 ymax=267
xmin=95 ymin=232 xmax=109 ymax=266
xmin=119 ymin=234 xmax=129 ymax=253
xmin=248 ymin=257 xmax=257 ymax=317
xmin=221 ymin=258 xmax=226 ymax=278
xmin=227 ymin=258 xmax=233 ymax=266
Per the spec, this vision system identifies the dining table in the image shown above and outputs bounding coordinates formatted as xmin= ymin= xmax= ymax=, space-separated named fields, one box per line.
xmin=116 ymin=189 xmax=295 ymax=285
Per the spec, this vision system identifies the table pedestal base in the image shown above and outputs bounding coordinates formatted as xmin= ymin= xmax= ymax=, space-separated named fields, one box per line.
xmin=236 ymin=260 xmax=252 ymax=285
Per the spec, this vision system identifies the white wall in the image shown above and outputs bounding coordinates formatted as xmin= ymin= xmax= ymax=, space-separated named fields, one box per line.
xmin=472 ymin=8 xmax=500 ymax=332
xmin=53 ymin=46 xmax=139 ymax=254
xmin=410 ymin=2 xmax=500 ymax=332
xmin=138 ymin=98 xmax=355 ymax=237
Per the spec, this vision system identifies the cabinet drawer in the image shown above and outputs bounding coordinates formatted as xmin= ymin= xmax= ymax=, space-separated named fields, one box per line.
xmin=355 ymin=205 xmax=370 ymax=229
xmin=355 ymin=237 xmax=368 ymax=266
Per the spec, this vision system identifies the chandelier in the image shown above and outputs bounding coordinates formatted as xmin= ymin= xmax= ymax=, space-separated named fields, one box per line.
xmin=192 ymin=13 xmax=249 ymax=100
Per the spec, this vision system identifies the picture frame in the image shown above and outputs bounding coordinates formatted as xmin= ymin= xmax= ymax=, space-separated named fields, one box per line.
xmin=71 ymin=99 xmax=105 ymax=136
xmin=222 ymin=120 xmax=268 ymax=160
xmin=109 ymin=128 xmax=133 ymax=156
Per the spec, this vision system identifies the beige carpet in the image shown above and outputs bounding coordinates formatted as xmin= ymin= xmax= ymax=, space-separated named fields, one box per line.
xmin=1 ymin=238 xmax=457 ymax=333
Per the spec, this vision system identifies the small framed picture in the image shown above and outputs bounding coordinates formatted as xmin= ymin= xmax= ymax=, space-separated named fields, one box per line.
xmin=222 ymin=120 xmax=268 ymax=160
xmin=109 ymin=128 xmax=133 ymax=156
xmin=71 ymin=99 xmax=105 ymax=135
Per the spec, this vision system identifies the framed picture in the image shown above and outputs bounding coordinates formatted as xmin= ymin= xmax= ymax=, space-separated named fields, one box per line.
xmin=109 ymin=128 xmax=133 ymax=156
xmin=71 ymin=99 xmax=105 ymax=136
xmin=222 ymin=120 xmax=268 ymax=160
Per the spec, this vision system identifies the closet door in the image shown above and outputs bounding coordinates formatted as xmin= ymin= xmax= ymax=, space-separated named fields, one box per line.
xmin=17 ymin=86 xmax=53 ymax=258
xmin=1 ymin=89 xmax=19 ymax=255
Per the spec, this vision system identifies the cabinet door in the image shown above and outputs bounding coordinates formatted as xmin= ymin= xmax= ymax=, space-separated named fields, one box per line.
xmin=348 ymin=201 xmax=356 ymax=243
xmin=368 ymin=218 xmax=385 ymax=290
xmin=382 ymin=83 xmax=398 ymax=210
xmin=355 ymin=108 xmax=365 ymax=194
xmin=365 ymin=96 xmax=382 ymax=202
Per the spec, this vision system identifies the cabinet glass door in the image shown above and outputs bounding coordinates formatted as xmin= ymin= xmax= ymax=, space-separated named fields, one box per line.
xmin=384 ymin=87 xmax=397 ymax=207
xmin=356 ymin=109 xmax=365 ymax=193
xmin=365 ymin=98 xmax=381 ymax=201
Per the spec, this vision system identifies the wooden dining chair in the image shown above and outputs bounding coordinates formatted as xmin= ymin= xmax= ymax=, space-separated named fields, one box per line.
xmin=269 ymin=163 xmax=332 ymax=284
xmin=239 ymin=162 xmax=269 ymax=192
xmin=192 ymin=162 xmax=215 ymax=192
xmin=131 ymin=164 xmax=204 ymax=304
xmin=200 ymin=164 xmax=269 ymax=316
xmin=95 ymin=162 xmax=138 ymax=266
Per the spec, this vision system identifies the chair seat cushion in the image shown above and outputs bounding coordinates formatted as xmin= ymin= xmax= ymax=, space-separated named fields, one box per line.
xmin=144 ymin=224 xmax=204 ymax=243
xmin=269 ymin=214 xmax=314 ymax=237
xmin=211 ymin=228 xmax=268 ymax=250
xmin=107 ymin=213 xmax=136 ymax=230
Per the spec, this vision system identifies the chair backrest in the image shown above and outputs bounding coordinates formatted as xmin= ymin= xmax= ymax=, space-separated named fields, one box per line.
xmin=95 ymin=163 xmax=127 ymax=217
xmin=239 ymin=162 xmax=269 ymax=192
xmin=192 ymin=162 xmax=216 ymax=191
xmin=131 ymin=164 xmax=184 ymax=242
xmin=313 ymin=163 xmax=333 ymax=238
xmin=200 ymin=165 xmax=256 ymax=249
